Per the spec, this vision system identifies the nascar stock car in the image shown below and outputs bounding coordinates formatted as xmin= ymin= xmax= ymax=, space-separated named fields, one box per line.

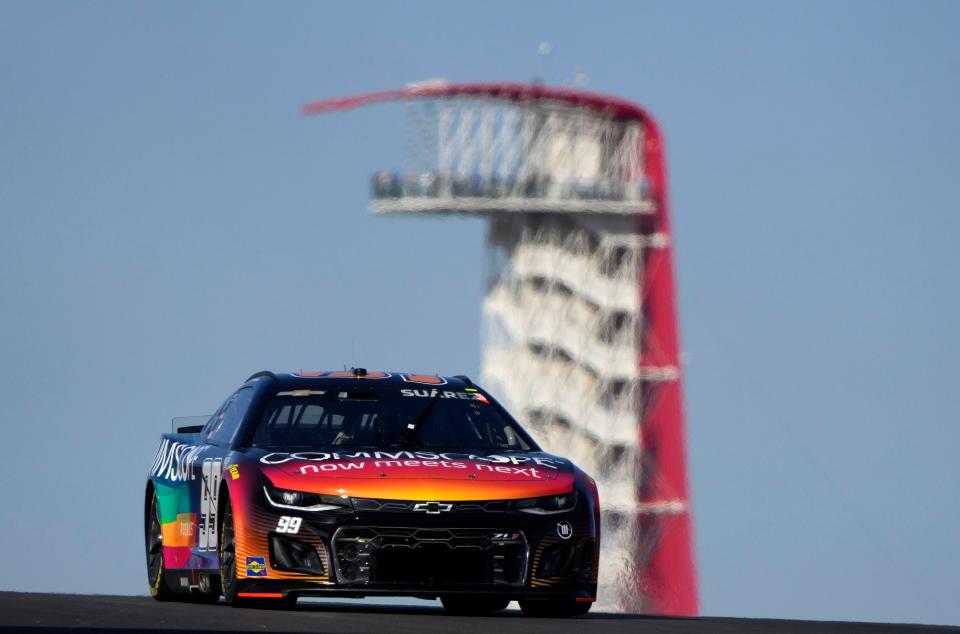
xmin=145 ymin=370 xmax=600 ymax=616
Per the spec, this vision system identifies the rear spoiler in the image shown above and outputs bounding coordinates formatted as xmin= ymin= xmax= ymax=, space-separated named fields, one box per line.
xmin=171 ymin=415 xmax=210 ymax=434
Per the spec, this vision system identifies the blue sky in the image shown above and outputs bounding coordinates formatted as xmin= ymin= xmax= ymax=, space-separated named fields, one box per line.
xmin=1 ymin=0 xmax=958 ymax=625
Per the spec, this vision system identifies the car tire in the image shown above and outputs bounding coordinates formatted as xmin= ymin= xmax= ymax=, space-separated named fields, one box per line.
xmin=146 ymin=490 xmax=175 ymax=601
xmin=440 ymin=596 xmax=510 ymax=614
xmin=219 ymin=499 xmax=243 ymax=606
xmin=519 ymin=598 xmax=592 ymax=617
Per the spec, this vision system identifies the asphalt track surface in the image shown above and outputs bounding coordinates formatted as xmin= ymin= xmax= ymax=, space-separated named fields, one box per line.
xmin=1 ymin=593 xmax=958 ymax=634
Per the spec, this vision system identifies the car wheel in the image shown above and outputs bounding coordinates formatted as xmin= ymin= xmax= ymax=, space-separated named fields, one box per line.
xmin=146 ymin=490 xmax=175 ymax=601
xmin=519 ymin=598 xmax=592 ymax=617
xmin=440 ymin=596 xmax=510 ymax=614
xmin=219 ymin=500 xmax=242 ymax=605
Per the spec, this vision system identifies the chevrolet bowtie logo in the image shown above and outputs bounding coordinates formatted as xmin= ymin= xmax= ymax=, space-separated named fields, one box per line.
xmin=413 ymin=502 xmax=453 ymax=514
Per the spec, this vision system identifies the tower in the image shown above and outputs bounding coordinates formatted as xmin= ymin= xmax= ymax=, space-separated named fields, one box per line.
xmin=304 ymin=82 xmax=698 ymax=615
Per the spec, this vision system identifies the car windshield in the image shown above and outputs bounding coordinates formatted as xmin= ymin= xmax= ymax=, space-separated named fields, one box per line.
xmin=248 ymin=388 xmax=534 ymax=452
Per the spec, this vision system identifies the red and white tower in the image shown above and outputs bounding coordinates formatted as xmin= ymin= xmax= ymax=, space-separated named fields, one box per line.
xmin=303 ymin=82 xmax=698 ymax=615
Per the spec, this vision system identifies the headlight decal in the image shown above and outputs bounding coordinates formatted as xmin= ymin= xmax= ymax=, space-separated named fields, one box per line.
xmin=262 ymin=485 xmax=352 ymax=512
xmin=513 ymin=490 xmax=578 ymax=514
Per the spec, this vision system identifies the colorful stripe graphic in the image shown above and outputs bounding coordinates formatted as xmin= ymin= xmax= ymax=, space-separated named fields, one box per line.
xmin=154 ymin=481 xmax=198 ymax=569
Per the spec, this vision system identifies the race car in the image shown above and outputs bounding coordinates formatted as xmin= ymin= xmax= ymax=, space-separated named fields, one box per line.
xmin=144 ymin=370 xmax=600 ymax=616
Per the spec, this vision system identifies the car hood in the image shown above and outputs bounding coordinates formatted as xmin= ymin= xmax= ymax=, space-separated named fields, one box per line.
xmin=248 ymin=448 xmax=575 ymax=501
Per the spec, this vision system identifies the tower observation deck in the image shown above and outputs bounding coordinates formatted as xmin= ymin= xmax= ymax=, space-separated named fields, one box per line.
xmin=303 ymin=81 xmax=698 ymax=615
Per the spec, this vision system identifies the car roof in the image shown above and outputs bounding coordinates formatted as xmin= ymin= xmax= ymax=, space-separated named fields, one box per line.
xmin=244 ymin=370 xmax=476 ymax=392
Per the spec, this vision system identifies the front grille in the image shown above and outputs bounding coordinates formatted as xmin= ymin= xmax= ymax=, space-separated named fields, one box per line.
xmin=351 ymin=498 xmax=509 ymax=513
xmin=332 ymin=526 xmax=527 ymax=587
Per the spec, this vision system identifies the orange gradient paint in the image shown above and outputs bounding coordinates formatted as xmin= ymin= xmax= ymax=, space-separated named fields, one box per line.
xmin=264 ymin=460 xmax=573 ymax=501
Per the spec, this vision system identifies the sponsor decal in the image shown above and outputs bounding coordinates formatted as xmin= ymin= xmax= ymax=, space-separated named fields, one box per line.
xmin=556 ymin=521 xmax=573 ymax=540
xmin=473 ymin=463 xmax=542 ymax=477
xmin=159 ymin=512 xmax=198 ymax=548
xmin=150 ymin=439 xmax=206 ymax=482
xmin=399 ymin=388 xmax=488 ymax=402
xmin=246 ymin=557 xmax=268 ymax=577
xmin=228 ymin=464 xmax=240 ymax=480
xmin=265 ymin=451 xmax=562 ymax=480
xmin=277 ymin=390 xmax=326 ymax=396
xmin=299 ymin=462 xmax=367 ymax=474
xmin=178 ymin=517 xmax=196 ymax=537
xmin=262 ymin=451 xmax=561 ymax=470
xmin=293 ymin=458 xmax=548 ymax=478
xmin=412 ymin=502 xmax=453 ymax=514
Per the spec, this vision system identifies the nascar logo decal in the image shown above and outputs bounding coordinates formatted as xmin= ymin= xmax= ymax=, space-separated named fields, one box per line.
xmin=246 ymin=557 xmax=268 ymax=577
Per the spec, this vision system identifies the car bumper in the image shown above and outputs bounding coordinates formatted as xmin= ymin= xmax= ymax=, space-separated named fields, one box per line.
xmin=233 ymin=493 xmax=598 ymax=600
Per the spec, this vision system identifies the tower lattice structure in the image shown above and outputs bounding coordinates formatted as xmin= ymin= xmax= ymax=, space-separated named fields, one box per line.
xmin=304 ymin=82 xmax=698 ymax=615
